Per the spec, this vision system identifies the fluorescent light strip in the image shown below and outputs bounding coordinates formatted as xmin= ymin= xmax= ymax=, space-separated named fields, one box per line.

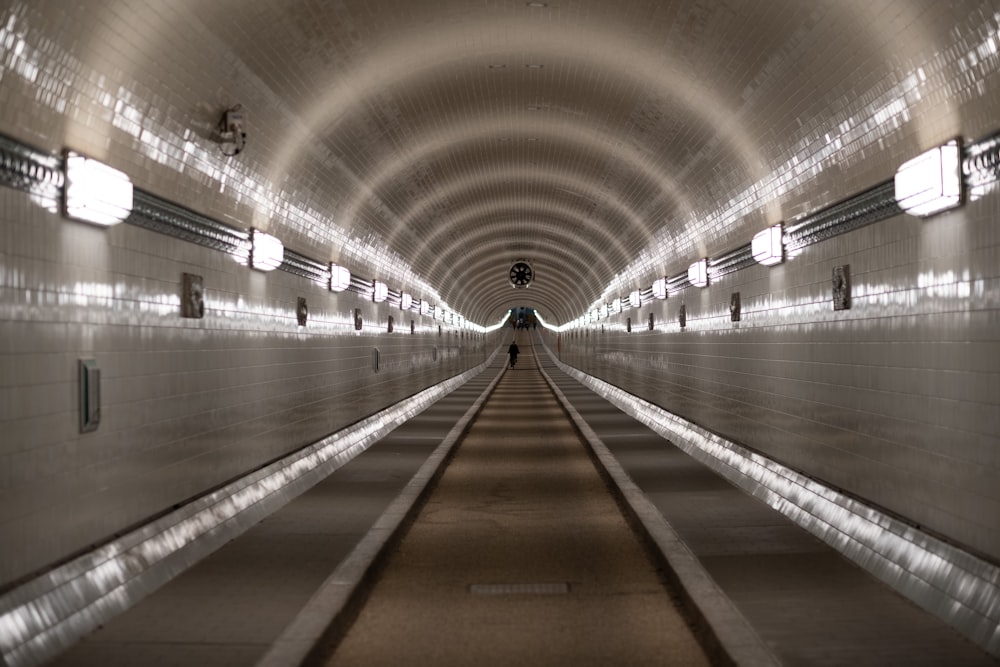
xmin=0 ymin=353 xmax=498 ymax=667
xmin=539 ymin=342 xmax=1000 ymax=657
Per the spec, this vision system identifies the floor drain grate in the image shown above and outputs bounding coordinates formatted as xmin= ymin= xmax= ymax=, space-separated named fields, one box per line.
xmin=468 ymin=583 xmax=570 ymax=595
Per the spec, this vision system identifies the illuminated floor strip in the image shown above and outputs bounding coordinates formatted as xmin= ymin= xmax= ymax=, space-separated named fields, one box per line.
xmin=539 ymin=343 xmax=1000 ymax=658
xmin=0 ymin=352 xmax=498 ymax=667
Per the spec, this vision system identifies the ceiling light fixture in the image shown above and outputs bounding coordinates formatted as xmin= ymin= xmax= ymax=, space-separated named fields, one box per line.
xmin=62 ymin=152 xmax=133 ymax=226
xmin=688 ymin=258 xmax=709 ymax=288
xmin=652 ymin=277 xmax=668 ymax=300
xmin=329 ymin=263 xmax=351 ymax=292
xmin=752 ymin=224 xmax=784 ymax=266
xmin=372 ymin=280 xmax=388 ymax=303
xmin=249 ymin=229 xmax=283 ymax=272
xmin=894 ymin=139 xmax=963 ymax=217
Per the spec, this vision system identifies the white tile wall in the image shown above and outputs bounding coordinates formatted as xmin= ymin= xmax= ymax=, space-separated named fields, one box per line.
xmin=558 ymin=195 xmax=1000 ymax=561
xmin=0 ymin=191 xmax=500 ymax=585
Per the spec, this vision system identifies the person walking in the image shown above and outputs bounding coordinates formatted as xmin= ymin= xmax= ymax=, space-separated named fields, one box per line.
xmin=508 ymin=340 xmax=519 ymax=368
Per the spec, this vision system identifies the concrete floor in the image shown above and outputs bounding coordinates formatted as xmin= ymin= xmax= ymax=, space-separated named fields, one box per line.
xmin=323 ymin=337 xmax=709 ymax=666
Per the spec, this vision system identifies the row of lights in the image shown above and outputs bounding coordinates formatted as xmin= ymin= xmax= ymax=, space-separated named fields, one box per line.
xmin=66 ymin=135 xmax=962 ymax=330
xmin=572 ymin=138 xmax=964 ymax=327
xmin=58 ymin=151 xmax=483 ymax=330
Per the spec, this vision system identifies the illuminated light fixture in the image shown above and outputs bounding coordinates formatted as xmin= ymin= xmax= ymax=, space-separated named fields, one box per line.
xmin=329 ymin=264 xmax=351 ymax=292
xmin=629 ymin=291 xmax=641 ymax=309
xmin=752 ymin=223 xmax=784 ymax=266
xmin=652 ymin=277 xmax=667 ymax=300
xmin=372 ymin=280 xmax=388 ymax=303
xmin=249 ymin=229 xmax=283 ymax=271
xmin=591 ymin=310 xmax=599 ymax=322
xmin=600 ymin=304 xmax=609 ymax=319
xmin=420 ymin=301 xmax=430 ymax=316
xmin=435 ymin=305 xmax=443 ymax=320
xmin=401 ymin=292 xmax=412 ymax=310
xmin=688 ymin=258 xmax=708 ymax=288
xmin=62 ymin=152 xmax=133 ymax=226
xmin=894 ymin=139 xmax=962 ymax=217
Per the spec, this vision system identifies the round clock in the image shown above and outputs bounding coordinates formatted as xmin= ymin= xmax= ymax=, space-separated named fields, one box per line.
xmin=509 ymin=261 xmax=534 ymax=288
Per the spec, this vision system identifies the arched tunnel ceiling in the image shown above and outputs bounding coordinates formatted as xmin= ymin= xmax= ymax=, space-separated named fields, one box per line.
xmin=170 ymin=0 xmax=940 ymax=325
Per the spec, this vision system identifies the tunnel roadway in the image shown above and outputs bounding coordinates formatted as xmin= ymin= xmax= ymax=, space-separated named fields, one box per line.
xmin=44 ymin=333 xmax=995 ymax=667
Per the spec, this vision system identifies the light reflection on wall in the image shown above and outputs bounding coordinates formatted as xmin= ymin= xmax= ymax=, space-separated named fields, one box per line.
xmin=0 ymin=5 xmax=472 ymax=326
xmin=597 ymin=9 xmax=1000 ymax=313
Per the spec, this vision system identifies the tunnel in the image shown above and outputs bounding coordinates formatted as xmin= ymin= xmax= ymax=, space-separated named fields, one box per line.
xmin=0 ymin=1 xmax=999 ymax=665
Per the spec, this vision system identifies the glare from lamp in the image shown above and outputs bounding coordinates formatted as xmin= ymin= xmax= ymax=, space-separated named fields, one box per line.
xmin=894 ymin=139 xmax=962 ymax=217
xmin=329 ymin=264 xmax=351 ymax=292
xmin=688 ymin=258 xmax=708 ymax=288
xmin=652 ymin=278 xmax=667 ymax=300
xmin=63 ymin=152 xmax=133 ymax=226
xmin=752 ymin=224 xmax=784 ymax=266
xmin=250 ymin=229 xmax=283 ymax=271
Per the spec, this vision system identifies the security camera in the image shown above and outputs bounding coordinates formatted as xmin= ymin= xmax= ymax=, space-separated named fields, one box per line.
xmin=216 ymin=104 xmax=247 ymax=156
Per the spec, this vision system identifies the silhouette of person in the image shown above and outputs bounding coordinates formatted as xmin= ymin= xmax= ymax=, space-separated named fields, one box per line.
xmin=508 ymin=340 xmax=519 ymax=368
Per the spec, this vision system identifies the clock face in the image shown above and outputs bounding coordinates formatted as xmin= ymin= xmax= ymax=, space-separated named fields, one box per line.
xmin=509 ymin=261 xmax=533 ymax=288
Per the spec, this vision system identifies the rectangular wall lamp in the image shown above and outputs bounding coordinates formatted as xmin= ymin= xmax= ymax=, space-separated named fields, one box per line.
xmin=330 ymin=264 xmax=351 ymax=292
xmin=652 ymin=277 xmax=667 ymax=300
xmin=688 ymin=258 xmax=709 ymax=288
xmin=629 ymin=290 xmax=641 ymax=308
xmin=372 ymin=280 xmax=388 ymax=303
xmin=63 ymin=152 xmax=133 ymax=226
xmin=249 ymin=229 xmax=283 ymax=271
xmin=894 ymin=139 xmax=963 ymax=217
xmin=752 ymin=223 xmax=784 ymax=266
xmin=401 ymin=292 xmax=412 ymax=310
xmin=611 ymin=298 xmax=622 ymax=314
xmin=420 ymin=301 xmax=430 ymax=316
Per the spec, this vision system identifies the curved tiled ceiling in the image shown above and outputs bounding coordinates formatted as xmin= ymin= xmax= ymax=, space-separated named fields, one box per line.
xmin=157 ymin=0 xmax=962 ymax=325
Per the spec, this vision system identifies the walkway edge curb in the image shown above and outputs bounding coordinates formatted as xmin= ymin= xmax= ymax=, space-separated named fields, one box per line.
xmin=535 ymin=351 xmax=782 ymax=667
xmin=254 ymin=361 xmax=509 ymax=667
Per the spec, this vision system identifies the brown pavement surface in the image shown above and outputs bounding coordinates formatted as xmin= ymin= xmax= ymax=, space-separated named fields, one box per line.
xmin=324 ymin=335 xmax=710 ymax=667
